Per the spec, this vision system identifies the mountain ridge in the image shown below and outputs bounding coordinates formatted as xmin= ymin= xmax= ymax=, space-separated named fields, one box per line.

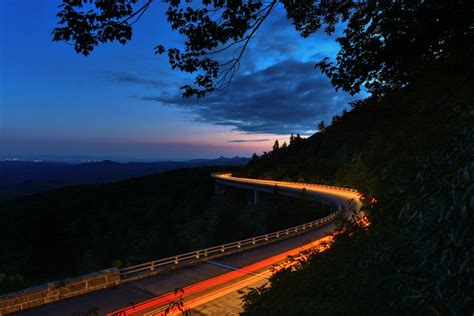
xmin=0 ymin=156 xmax=249 ymax=201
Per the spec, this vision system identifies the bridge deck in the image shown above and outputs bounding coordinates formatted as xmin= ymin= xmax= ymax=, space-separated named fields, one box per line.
xmin=213 ymin=172 xmax=360 ymax=211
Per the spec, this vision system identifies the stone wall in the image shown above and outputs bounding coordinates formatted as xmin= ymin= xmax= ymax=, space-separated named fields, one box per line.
xmin=0 ymin=268 xmax=120 ymax=315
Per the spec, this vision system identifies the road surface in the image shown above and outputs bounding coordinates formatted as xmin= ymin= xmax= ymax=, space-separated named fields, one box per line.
xmin=120 ymin=234 xmax=334 ymax=316
xmin=15 ymin=225 xmax=335 ymax=316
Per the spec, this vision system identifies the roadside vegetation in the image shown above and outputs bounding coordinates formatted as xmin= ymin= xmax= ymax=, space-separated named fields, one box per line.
xmin=238 ymin=69 xmax=473 ymax=314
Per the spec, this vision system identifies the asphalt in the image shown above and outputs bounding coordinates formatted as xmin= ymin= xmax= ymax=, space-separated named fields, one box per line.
xmin=14 ymin=224 xmax=335 ymax=316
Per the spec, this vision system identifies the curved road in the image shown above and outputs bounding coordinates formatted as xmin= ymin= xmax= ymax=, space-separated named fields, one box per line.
xmin=213 ymin=172 xmax=361 ymax=213
xmin=109 ymin=174 xmax=362 ymax=316
xmin=14 ymin=173 xmax=361 ymax=316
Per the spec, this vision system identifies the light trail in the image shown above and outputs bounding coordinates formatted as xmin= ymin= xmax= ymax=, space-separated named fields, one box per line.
xmin=108 ymin=235 xmax=334 ymax=316
xmin=214 ymin=172 xmax=362 ymax=211
xmin=215 ymin=173 xmax=361 ymax=200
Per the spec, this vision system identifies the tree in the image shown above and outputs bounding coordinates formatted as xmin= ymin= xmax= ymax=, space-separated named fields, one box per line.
xmin=248 ymin=153 xmax=259 ymax=167
xmin=318 ymin=121 xmax=326 ymax=133
xmin=272 ymin=140 xmax=279 ymax=151
xmin=295 ymin=134 xmax=302 ymax=144
xmin=52 ymin=1 xmax=473 ymax=98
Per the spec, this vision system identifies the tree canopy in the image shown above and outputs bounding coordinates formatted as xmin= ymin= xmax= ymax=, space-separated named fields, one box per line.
xmin=52 ymin=0 xmax=473 ymax=98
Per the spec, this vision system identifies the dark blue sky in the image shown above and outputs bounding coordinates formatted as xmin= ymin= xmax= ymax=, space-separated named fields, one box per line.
xmin=0 ymin=0 xmax=363 ymax=161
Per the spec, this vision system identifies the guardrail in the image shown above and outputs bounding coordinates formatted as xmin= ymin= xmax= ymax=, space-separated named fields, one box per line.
xmin=211 ymin=172 xmax=359 ymax=193
xmin=119 ymin=212 xmax=337 ymax=282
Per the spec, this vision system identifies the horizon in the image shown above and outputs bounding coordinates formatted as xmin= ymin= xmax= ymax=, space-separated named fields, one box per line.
xmin=0 ymin=154 xmax=250 ymax=164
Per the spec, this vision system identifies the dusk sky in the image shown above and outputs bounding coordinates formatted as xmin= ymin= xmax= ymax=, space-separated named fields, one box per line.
xmin=0 ymin=0 xmax=363 ymax=161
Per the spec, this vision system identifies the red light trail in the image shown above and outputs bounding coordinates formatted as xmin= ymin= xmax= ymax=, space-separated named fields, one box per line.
xmin=108 ymin=235 xmax=334 ymax=316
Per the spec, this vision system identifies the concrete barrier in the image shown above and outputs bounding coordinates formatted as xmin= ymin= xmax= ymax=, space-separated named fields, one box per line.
xmin=0 ymin=268 xmax=120 ymax=315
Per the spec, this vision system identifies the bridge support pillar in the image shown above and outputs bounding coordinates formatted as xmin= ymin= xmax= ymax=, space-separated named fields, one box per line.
xmin=254 ymin=190 xmax=260 ymax=204
xmin=215 ymin=182 xmax=225 ymax=195
xmin=247 ymin=190 xmax=260 ymax=205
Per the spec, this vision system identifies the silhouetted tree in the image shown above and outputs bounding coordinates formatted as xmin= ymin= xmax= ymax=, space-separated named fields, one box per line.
xmin=289 ymin=133 xmax=295 ymax=145
xmin=52 ymin=1 xmax=473 ymax=98
xmin=291 ymin=134 xmax=302 ymax=146
xmin=273 ymin=140 xmax=279 ymax=151
xmin=331 ymin=115 xmax=341 ymax=125
xmin=249 ymin=153 xmax=259 ymax=166
xmin=318 ymin=121 xmax=326 ymax=133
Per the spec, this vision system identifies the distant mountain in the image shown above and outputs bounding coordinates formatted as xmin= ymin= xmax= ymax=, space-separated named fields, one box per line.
xmin=0 ymin=156 xmax=249 ymax=201
xmin=186 ymin=156 xmax=250 ymax=166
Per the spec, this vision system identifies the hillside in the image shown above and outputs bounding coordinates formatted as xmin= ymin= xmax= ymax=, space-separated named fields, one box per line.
xmin=239 ymin=69 xmax=474 ymax=314
xmin=0 ymin=166 xmax=328 ymax=295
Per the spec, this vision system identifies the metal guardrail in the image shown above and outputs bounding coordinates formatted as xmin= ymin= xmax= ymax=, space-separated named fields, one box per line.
xmin=211 ymin=172 xmax=359 ymax=193
xmin=120 ymin=212 xmax=337 ymax=282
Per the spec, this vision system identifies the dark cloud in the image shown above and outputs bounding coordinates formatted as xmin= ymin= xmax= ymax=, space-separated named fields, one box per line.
xmin=237 ymin=7 xmax=342 ymax=73
xmin=141 ymin=59 xmax=357 ymax=135
xmin=102 ymin=71 xmax=169 ymax=88
xmin=227 ymin=139 xmax=270 ymax=143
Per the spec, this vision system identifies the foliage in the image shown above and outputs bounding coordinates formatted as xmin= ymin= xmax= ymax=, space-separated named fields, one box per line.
xmin=393 ymin=129 xmax=474 ymax=314
xmin=313 ymin=0 xmax=474 ymax=97
xmin=164 ymin=288 xmax=191 ymax=316
xmin=52 ymin=0 xmax=145 ymax=55
xmin=53 ymin=0 xmax=276 ymax=98
xmin=240 ymin=72 xmax=474 ymax=314
xmin=0 ymin=273 xmax=29 ymax=294
xmin=53 ymin=0 xmax=473 ymax=98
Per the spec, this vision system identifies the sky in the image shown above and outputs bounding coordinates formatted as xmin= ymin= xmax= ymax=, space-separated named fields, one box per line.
xmin=0 ymin=0 xmax=362 ymax=162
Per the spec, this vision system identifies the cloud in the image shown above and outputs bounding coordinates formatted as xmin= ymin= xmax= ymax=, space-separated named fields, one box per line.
xmin=234 ymin=6 xmax=342 ymax=73
xmin=132 ymin=6 xmax=357 ymax=135
xmin=102 ymin=71 xmax=169 ymax=88
xmin=227 ymin=139 xmax=270 ymax=143
xmin=142 ymin=59 xmax=359 ymax=135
